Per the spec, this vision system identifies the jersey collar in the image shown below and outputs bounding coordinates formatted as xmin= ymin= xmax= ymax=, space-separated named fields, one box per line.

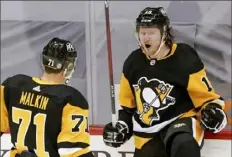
xmin=32 ymin=77 xmax=61 ymax=85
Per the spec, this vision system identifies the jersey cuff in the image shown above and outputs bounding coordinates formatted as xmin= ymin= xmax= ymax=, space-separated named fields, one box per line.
xmin=201 ymin=99 xmax=225 ymax=111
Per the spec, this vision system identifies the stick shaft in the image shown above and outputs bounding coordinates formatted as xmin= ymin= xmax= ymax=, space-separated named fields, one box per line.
xmin=104 ymin=0 xmax=117 ymax=126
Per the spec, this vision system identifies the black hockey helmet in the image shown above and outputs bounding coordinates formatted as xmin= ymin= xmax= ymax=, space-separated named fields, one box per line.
xmin=42 ymin=37 xmax=77 ymax=71
xmin=136 ymin=7 xmax=170 ymax=28
xmin=136 ymin=7 xmax=173 ymax=48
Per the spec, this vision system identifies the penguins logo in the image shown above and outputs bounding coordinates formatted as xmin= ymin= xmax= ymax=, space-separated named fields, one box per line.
xmin=133 ymin=77 xmax=176 ymax=126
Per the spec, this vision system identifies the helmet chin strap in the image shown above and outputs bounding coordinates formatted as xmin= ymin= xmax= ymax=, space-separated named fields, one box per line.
xmin=150 ymin=34 xmax=166 ymax=58
xmin=63 ymin=68 xmax=75 ymax=85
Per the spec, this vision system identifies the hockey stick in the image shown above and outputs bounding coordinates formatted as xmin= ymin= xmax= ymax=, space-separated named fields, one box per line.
xmin=104 ymin=0 xmax=117 ymax=126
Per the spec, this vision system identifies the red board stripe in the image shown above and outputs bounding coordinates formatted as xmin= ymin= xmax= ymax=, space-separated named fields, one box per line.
xmin=5 ymin=126 xmax=231 ymax=140
xmin=89 ymin=125 xmax=231 ymax=140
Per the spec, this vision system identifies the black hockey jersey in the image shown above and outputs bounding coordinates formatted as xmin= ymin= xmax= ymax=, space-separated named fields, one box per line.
xmin=118 ymin=43 xmax=225 ymax=149
xmin=1 ymin=75 xmax=91 ymax=157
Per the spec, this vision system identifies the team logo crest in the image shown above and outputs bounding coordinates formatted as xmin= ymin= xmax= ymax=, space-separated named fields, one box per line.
xmin=133 ymin=77 xmax=176 ymax=126
xmin=66 ymin=43 xmax=75 ymax=52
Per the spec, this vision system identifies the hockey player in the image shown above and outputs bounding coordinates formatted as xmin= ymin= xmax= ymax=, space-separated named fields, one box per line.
xmin=0 ymin=37 xmax=95 ymax=157
xmin=103 ymin=7 xmax=228 ymax=157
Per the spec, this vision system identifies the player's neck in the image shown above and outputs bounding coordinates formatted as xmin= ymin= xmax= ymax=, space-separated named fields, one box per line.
xmin=150 ymin=44 xmax=170 ymax=59
xmin=40 ymin=73 xmax=64 ymax=84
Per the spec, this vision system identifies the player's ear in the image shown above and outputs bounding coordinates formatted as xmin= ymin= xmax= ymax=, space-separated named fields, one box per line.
xmin=62 ymin=62 xmax=76 ymax=84
xmin=62 ymin=68 xmax=67 ymax=78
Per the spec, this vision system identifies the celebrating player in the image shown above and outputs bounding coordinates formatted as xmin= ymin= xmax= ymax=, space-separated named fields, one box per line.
xmin=103 ymin=7 xmax=228 ymax=157
xmin=1 ymin=37 xmax=94 ymax=157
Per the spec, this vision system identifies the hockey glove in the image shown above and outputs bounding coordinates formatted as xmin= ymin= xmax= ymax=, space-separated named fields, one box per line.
xmin=103 ymin=121 xmax=131 ymax=148
xmin=200 ymin=103 xmax=227 ymax=133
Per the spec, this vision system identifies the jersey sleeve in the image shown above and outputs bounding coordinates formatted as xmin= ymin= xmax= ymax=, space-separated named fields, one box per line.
xmin=187 ymin=67 xmax=225 ymax=109
xmin=57 ymin=93 xmax=91 ymax=157
xmin=119 ymin=73 xmax=136 ymax=109
xmin=186 ymin=46 xmax=225 ymax=110
xmin=118 ymin=56 xmax=137 ymax=127
xmin=1 ymin=85 xmax=9 ymax=133
xmin=118 ymin=55 xmax=137 ymax=110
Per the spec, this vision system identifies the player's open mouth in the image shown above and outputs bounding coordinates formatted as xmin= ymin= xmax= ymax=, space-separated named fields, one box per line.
xmin=145 ymin=44 xmax=151 ymax=48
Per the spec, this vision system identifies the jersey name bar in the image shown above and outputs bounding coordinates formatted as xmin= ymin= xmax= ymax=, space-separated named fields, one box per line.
xmin=19 ymin=91 xmax=49 ymax=110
